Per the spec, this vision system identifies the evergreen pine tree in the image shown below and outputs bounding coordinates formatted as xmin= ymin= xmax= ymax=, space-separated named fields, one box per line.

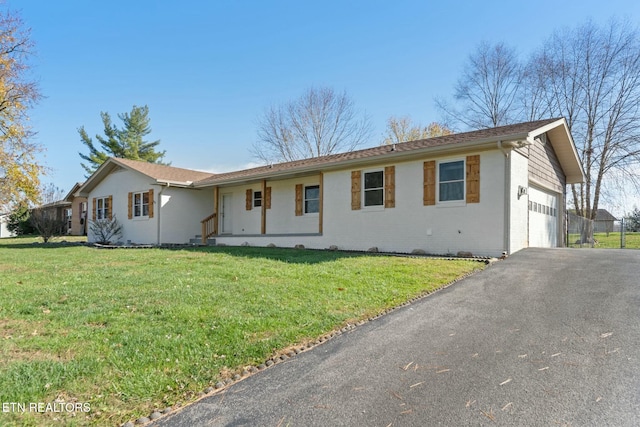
xmin=78 ymin=105 xmax=167 ymax=176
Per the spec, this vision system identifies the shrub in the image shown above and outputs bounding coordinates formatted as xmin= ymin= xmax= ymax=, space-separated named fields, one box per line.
xmin=89 ymin=216 xmax=123 ymax=244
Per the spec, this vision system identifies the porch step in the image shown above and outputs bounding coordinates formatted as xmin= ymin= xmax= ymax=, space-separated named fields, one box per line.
xmin=190 ymin=235 xmax=216 ymax=246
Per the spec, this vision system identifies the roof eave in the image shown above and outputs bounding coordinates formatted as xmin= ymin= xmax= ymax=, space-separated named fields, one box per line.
xmin=529 ymin=118 xmax=586 ymax=184
xmin=76 ymin=160 xmax=118 ymax=197
xmin=194 ymin=137 xmax=523 ymax=187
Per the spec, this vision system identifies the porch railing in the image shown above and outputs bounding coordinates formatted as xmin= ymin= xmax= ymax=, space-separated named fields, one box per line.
xmin=200 ymin=212 xmax=217 ymax=244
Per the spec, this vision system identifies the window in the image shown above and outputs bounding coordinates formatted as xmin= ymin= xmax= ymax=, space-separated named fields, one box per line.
xmin=304 ymin=185 xmax=320 ymax=213
xmin=364 ymin=171 xmax=384 ymax=207
xmin=96 ymin=197 xmax=109 ymax=220
xmin=133 ymin=191 xmax=150 ymax=217
xmin=439 ymin=160 xmax=464 ymax=202
xmin=254 ymin=191 xmax=262 ymax=208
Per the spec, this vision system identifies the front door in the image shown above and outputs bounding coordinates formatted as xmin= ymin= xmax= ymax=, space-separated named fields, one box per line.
xmin=221 ymin=194 xmax=232 ymax=234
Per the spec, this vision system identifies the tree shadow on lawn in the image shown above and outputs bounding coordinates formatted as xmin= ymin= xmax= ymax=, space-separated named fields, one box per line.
xmin=1 ymin=237 xmax=466 ymax=265
xmin=0 ymin=238 xmax=379 ymax=265
xmin=170 ymin=244 xmax=375 ymax=264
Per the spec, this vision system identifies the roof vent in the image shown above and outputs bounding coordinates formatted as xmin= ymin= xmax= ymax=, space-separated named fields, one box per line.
xmin=535 ymin=134 xmax=548 ymax=146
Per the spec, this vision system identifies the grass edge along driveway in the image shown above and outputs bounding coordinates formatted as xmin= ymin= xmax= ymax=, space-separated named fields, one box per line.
xmin=0 ymin=239 xmax=485 ymax=426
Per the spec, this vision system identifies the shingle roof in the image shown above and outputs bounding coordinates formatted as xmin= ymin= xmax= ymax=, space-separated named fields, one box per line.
xmin=595 ymin=209 xmax=617 ymax=221
xmin=113 ymin=158 xmax=214 ymax=183
xmin=195 ymin=118 xmax=561 ymax=186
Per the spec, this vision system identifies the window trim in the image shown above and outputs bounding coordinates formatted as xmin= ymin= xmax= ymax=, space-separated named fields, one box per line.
xmin=363 ymin=169 xmax=385 ymax=208
xmin=437 ymin=159 xmax=466 ymax=205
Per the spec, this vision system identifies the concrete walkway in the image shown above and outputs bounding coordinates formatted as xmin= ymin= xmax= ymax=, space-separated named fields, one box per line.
xmin=154 ymin=248 xmax=640 ymax=426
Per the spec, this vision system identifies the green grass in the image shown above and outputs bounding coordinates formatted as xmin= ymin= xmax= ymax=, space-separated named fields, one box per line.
xmin=0 ymin=237 xmax=484 ymax=426
xmin=568 ymin=232 xmax=640 ymax=249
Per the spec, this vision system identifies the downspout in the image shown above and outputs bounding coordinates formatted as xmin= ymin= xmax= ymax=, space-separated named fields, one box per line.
xmin=498 ymin=141 xmax=511 ymax=255
xmin=156 ymin=184 xmax=167 ymax=245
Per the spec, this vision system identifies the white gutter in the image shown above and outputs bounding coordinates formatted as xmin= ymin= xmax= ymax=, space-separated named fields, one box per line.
xmin=156 ymin=184 xmax=167 ymax=245
xmin=498 ymin=141 xmax=511 ymax=255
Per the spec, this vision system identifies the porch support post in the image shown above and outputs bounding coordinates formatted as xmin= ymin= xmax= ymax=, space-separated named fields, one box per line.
xmin=213 ymin=186 xmax=219 ymax=235
xmin=261 ymin=180 xmax=267 ymax=234
xmin=319 ymin=172 xmax=324 ymax=234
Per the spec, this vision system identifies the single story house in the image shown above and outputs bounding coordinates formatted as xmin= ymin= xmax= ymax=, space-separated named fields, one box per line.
xmin=76 ymin=118 xmax=585 ymax=257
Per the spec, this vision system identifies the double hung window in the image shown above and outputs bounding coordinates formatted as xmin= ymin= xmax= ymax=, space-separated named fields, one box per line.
xmin=254 ymin=191 xmax=262 ymax=208
xmin=133 ymin=191 xmax=150 ymax=217
xmin=439 ymin=161 xmax=464 ymax=202
xmin=96 ymin=197 xmax=109 ymax=219
xmin=304 ymin=185 xmax=320 ymax=213
xmin=364 ymin=171 xmax=384 ymax=207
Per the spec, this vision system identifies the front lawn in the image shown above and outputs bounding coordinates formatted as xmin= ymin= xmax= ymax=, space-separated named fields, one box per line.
xmin=0 ymin=238 xmax=484 ymax=426
xmin=568 ymin=232 xmax=640 ymax=249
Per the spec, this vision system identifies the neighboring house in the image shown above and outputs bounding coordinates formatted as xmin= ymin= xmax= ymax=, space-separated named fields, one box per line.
xmin=63 ymin=183 xmax=88 ymax=235
xmin=594 ymin=209 xmax=617 ymax=233
xmin=567 ymin=209 xmax=618 ymax=234
xmin=76 ymin=118 xmax=585 ymax=257
xmin=29 ymin=184 xmax=87 ymax=236
xmin=35 ymin=200 xmax=72 ymax=233
xmin=0 ymin=213 xmax=15 ymax=238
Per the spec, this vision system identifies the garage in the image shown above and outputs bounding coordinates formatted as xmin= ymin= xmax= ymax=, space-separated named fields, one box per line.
xmin=528 ymin=186 xmax=559 ymax=247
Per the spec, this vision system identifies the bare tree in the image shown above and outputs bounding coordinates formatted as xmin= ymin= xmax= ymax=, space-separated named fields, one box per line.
xmin=253 ymin=87 xmax=372 ymax=163
xmin=530 ymin=20 xmax=640 ymax=220
xmin=29 ymin=184 xmax=67 ymax=243
xmin=381 ymin=116 xmax=452 ymax=145
xmin=437 ymin=41 xmax=523 ymax=129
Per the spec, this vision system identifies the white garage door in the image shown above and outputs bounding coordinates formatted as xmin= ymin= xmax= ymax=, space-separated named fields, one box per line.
xmin=528 ymin=187 xmax=559 ymax=248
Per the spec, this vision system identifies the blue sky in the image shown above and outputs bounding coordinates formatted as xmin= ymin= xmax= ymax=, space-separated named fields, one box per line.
xmin=15 ymin=0 xmax=640 ymax=214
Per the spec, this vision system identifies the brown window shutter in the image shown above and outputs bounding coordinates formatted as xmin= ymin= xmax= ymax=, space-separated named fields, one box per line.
xmin=265 ymin=186 xmax=271 ymax=209
xmin=351 ymin=170 xmax=361 ymax=210
xmin=466 ymin=155 xmax=480 ymax=203
xmin=423 ymin=161 xmax=436 ymax=205
xmin=295 ymin=184 xmax=303 ymax=216
xmin=148 ymin=189 xmax=154 ymax=218
xmin=92 ymin=198 xmax=96 ymax=221
xmin=246 ymin=189 xmax=252 ymax=210
xmin=107 ymin=195 xmax=113 ymax=220
xmin=384 ymin=166 xmax=395 ymax=208
xmin=128 ymin=192 xmax=133 ymax=219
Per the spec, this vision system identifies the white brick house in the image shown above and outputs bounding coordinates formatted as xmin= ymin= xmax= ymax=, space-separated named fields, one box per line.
xmin=77 ymin=118 xmax=584 ymax=257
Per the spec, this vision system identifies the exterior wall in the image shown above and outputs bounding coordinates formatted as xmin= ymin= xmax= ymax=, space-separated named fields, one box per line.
xmin=87 ymin=168 xmax=215 ymax=244
xmin=215 ymin=177 xmax=321 ymax=236
xmin=215 ymin=151 xmax=508 ymax=257
xmin=509 ymin=150 xmax=530 ymax=253
xmin=267 ymin=176 xmax=321 ymax=234
xmin=87 ymin=168 xmax=158 ymax=244
xmin=159 ymin=187 xmax=214 ymax=243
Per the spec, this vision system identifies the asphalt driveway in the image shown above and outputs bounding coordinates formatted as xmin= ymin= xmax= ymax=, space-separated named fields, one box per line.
xmin=154 ymin=248 xmax=640 ymax=426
